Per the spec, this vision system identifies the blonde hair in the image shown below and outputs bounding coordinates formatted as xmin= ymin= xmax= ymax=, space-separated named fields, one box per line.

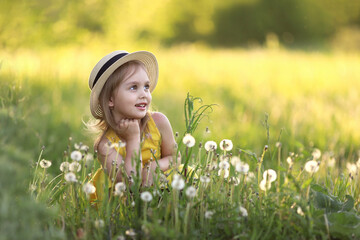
xmin=90 ymin=61 xmax=150 ymax=149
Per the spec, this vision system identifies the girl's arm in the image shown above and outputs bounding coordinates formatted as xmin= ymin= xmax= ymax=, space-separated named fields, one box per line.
xmin=97 ymin=119 xmax=141 ymax=183
xmin=142 ymin=112 xmax=177 ymax=186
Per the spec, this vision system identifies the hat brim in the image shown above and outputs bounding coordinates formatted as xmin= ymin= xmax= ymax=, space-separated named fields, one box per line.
xmin=89 ymin=51 xmax=158 ymax=119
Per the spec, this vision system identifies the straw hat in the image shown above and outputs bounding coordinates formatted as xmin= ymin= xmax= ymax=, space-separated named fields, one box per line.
xmin=89 ymin=50 xmax=158 ymax=119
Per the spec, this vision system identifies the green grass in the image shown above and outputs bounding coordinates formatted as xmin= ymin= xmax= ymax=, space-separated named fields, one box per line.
xmin=1 ymin=46 xmax=360 ymax=239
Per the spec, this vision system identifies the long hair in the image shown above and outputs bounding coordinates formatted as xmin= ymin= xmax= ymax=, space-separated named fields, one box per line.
xmin=90 ymin=61 xmax=150 ymax=150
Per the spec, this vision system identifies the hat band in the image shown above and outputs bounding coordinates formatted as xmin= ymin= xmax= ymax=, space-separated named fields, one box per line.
xmin=92 ymin=53 xmax=128 ymax=88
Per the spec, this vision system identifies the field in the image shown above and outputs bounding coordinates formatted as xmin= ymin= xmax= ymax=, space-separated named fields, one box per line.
xmin=1 ymin=46 xmax=360 ymax=239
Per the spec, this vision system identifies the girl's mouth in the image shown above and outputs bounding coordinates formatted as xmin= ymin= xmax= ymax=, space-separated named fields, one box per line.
xmin=135 ymin=103 xmax=147 ymax=110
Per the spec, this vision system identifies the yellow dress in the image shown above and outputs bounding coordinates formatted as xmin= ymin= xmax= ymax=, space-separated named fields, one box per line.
xmin=90 ymin=115 xmax=197 ymax=202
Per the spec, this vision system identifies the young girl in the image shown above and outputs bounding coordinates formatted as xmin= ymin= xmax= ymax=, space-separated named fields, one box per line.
xmin=88 ymin=50 xmax=178 ymax=201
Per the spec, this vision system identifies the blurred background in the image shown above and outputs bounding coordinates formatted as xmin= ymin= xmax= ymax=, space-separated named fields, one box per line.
xmin=1 ymin=0 xmax=360 ymax=237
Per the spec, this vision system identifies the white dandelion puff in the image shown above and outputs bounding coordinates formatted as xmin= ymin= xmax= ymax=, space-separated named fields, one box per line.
xmin=235 ymin=162 xmax=249 ymax=174
xmin=286 ymin=157 xmax=294 ymax=167
xmin=70 ymin=150 xmax=82 ymax=161
xmin=125 ymin=228 xmax=136 ymax=237
xmin=69 ymin=161 xmax=81 ymax=172
xmin=94 ymin=219 xmax=105 ymax=228
xmin=312 ymin=148 xmax=321 ymax=160
xmin=80 ymin=145 xmax=89 ymax=151
xmin=85 ymin=153 xmax=94 ymax=162
xmin=297 ymin=206 xmax=305 ymax=216
xmin=171 ymin=176 xmax=185 ymax=190
xmin=246 ymin=172 xmax=255 ymax=182
xmin=239 ymin=206 xmax=248 ymax=217
xmin=205 ymin=210 xmax=214 ymax=219
xmin=140 ymin=191 xmax=153 ymax=202
xmin=200 ymin=175 xmax=211 ymax=184
xmin=304 ymin=160 xmax=319 ymax=173
xmin=218 ymin=169 xmax=229 ymax=178
xmin=263 ymin=169 xmax=277 ymax=182
xmin=82 ymin=182 xmax=96 ymax=195
xmin=59 ymin=162 xmax=70 ymax=172
xmin=259 ymin=179 xmax=271 ymax=191
xmin=182 ymin=134 xmax=195 ymax=148
xmin=346 ymin=163 xmax=357 ymax=176
xmin=64 ymin=172 xmax=77 ymax=182
xmin=219 ymin=139 xmax=233 ymax=151
xmin=230 ymin=156 xmax=241 ymax=166
xmin=219 ymin=160 xmax=230 ymax=170
xmin=39 ymin=159 xmax=52 ymax=169
xmin=204 ymin=141 xmax=217 ymax=152
xmin=185 ymin=186 xmax=197 ymax=198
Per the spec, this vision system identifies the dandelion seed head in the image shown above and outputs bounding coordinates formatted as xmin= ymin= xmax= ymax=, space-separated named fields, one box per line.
xmin=204 ymin=141 xmax=217 ymax=152
xmin=94 ymin=219 xmax=104 ymax=228
xmin=115 ymin=182 xmax=126 ymax=194
xmin=304 ymin=160 xmax=319 ymax=173
xmin=39 ymin=159 xmax=52 ymax=169
xmin=182 ymin=134 xmax=195 ymax=148
xmin=200 ymin=175 xmax=211 ymax=184
xmin=59 ymin=162 xmax=70 ymax=172
xmin=171 ymin=177 xmax=185 ymax=190
xmin=80 ymin=145 xmax=89 ymax=151
xmin=125 ymin=228 xmax=136 ymax=237
xmin=286 ymin=157 xmax=294 ymax=167
xmin=297 ymin=207 xmax=304 ymax=216
xmin=219 ymin=139 xmax=233 ymax=151
xmin=246 ymin=172 xmax=255 ymax=181
xmin=312 ymin=148 xmax=321 ymax=160
xmin=346 ymin=163 xmax=357 ymax=175
xmin=140 ymin=191 xmax=153 ymax=202
xmin=259 ymin=179 xmax=271 ymax=191
xmin=185 ymin=186 xmax=197 ymax=198
xmin=239 ymin=206 xmax=248 ymax=217
xmin=263 ymin=169 xmax=277 ymax=182
xmin=116 ymin=235 xmax=125 ymax=240
xmin=219 ymin=160 xmax=230 ymax=170
xmin=69 ymin=161 xmax=81 ymax=172
xmin=218 ymin=169 xmax=229 ymax=179
xmin=70 ymin=150 xmax=82 ymax=161
xmin=85 ymin=153 xmax=94 ymax=162
xmin=205 ymin=210 xmax=214 ymax=219
xmin=230 ymin=156 xmax=241 ymax=166
xmin=64 ymin=172 xmax=77 ymax=182
xmin=82 ymin=182 xmax=96 ymax=195
xmin=235 ymin=162 xmax=249 ymax=174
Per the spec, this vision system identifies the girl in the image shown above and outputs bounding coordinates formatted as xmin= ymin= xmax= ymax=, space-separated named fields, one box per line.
xmin=88 ymin=50 xmax=178 ymax=201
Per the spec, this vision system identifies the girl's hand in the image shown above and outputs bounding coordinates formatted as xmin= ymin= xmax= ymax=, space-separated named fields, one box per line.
xmin=117 ymin=119 xmax=141 ymax=143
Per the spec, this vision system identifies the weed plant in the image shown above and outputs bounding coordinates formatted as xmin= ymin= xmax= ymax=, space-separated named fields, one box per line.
xmin=31 ymin=94 xmax=360 ymax=240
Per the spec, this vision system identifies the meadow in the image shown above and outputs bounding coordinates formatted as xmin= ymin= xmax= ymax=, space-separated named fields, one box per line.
xmin=1 ymin=46 xmax=360 ymax=239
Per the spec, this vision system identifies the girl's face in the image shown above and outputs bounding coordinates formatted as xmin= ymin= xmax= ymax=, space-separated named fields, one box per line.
xmin=108 ymin=64 xmax=152 ymax=122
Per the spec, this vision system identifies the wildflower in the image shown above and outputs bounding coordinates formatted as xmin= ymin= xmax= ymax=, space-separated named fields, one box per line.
xmin=263 ymin=169 xmax=277 ymax=182
xmin=64 ymin=172 xmax=77 ymax=182
xmin=230 ymin=156 xmax=241 ymax=166
xmin=346 ymin=163 xmax=357 ymax=176
xmin=239 ymin=206 xmax=248 ymax=217
xmin=312 ymin=148 xmax=321 ymax=160
xmin=125 ymin=228 xmax=136 ymax=237
xmin=182 ymin=134 xmax=195 ymax=148
xmin=171 ymin=175 xmax=185 ymax=190
xmin=326 ymin=157 xmax=336 ymax=168
xmin=204 ymin=141 xmax=217 ymax=152
xmin=219 ymin=160 xmax=230 ymax=170
xmin=205 ymin=210 xmax=214 ymax=219
xmin=70 ymin=150 xmax=82 ymax=161
xmin=82 ymin=182 xmax=96 ymax=195
xmin=115 ymin=182 xmax=126 ymax=193
xmin=200 ymin=175 xmax=211 ymax=184
xmin=39 ymin=159 xmax=52 ymax=169
xmin=80 ymin=145 xmax=89 ymax=151
xmin=59 ymin=162 xmax=70 ymax=172
xmin=297 ymin=206 xmax=304 ymax=216
xmin=259 ymin=179 xmax=271 ymax=191
xmin=275 ymin=142 xmax=282 ymax=148
xmin=85 ymin=153 xmax=94 ymax=162
xmin=246 ymin=172 xmax=255 ymax=182
xmin=140 ymin=191 xmax=153 ymax=202
xmin=219 ymin=139 xmax=233 ymax=151
xmin=69 ymin=161 xmax=81 ymax=172
xmin=304 ymin=160 xmax=319 ymax=173
xmin=286 ymin=157 xmax=294 ymax=167
xmin=185 ymin=186 xmax=197 ymax=198
xmin=235 ymin=162 xmax=249 ymax=174
xmin=218 ymin=169 xmax=229 ymax=178
xmin=131 ymin=201 xmax=135 ymax=207
xmin=94 ymin=219 xmax=105 ymax=228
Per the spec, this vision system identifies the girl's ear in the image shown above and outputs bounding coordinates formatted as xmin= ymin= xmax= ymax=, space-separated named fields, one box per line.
xmin=108 ymin=96 xmax=115 ymax=108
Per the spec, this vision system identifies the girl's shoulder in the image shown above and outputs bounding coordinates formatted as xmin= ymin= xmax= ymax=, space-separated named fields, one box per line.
xmin=150 ymin=112 xmax=171 ymax=131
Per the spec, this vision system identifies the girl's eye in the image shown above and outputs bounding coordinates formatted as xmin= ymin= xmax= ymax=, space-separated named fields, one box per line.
xmin=130 ymin=85 xmax=137 ymax=90
xmin=144 ymin=84 xmax=150 ymax=90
